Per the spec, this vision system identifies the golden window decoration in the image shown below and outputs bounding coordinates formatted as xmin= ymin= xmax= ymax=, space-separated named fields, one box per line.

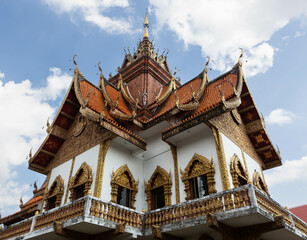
xmin=253 ymin=170 xmax=269 ymax=195
xmin=180 ymin=153 xmax=217 ymax=201
xmin=110 ymin=164 xmax=139 ymax=209
xmin=45 ymin=175 xmax=64 ymax=211
xmin=230 ymin=154 xmax=250 ymax=188
xmin=69 ymin=162 xmax=93 ymax=201
xmin=144 ymin=166 xmax=172 ymax=210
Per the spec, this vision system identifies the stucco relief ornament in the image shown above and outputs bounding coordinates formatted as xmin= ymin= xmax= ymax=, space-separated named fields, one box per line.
xmin=74 ymin=115 xmax=86 ymax=137
xmin=142 ymin=92 xmax=148 ymax=106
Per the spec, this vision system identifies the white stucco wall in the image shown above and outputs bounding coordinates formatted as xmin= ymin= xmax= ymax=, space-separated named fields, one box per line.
xmin=102 ymin=141 xmax=145 ymax=211
xmin=72 ymin=144 xmax=100 ymax=199
xmin=143 ymin=134 xmax=176 ymax=209
xmin=175 ymin=124 xmax=223 ymax=201
xmin=45 ymin=121 xmax=268 ymax=212
xmin=47 ymin=159 xmax=72 ymax=206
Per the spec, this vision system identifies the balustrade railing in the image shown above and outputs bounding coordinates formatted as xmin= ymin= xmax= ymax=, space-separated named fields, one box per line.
xmin=0 ymin=219 xmax=32 ymax=240
xmin=34 ymin=198 xmax=85 ymax=231
xmin=0 ymin=184 xmax=306 ymax=240
xmin=89 ymin=199 xmax=143 ymax=229
xmin=255 ymin=188 xmax=307 ymax=235
xmin=145 ymin=186 xmax=251 ymax=228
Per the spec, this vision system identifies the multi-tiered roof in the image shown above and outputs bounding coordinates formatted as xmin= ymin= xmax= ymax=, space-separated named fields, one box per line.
xmin=28 ymin=14 xmax=281 ymax=176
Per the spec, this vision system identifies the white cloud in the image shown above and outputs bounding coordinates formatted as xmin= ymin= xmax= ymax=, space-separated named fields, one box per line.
xmin=282 ymin=35 xmax=289 ymax=41
xmin=265 ymin=156 xmax=307 ymax=186
xmin=0 ymin=70 xmax=4 ymax=79
xmin=243 ymin=43 xmax=275 ymax=77
xmin=43 ymin=0 xmax=133 ymax=34
xmin=266 ymin=108 xmax=296 ymax=125
xmin=149 ymin=0 xmax=307 ymax=76
xmin=294 ymin=31 xmax=305 ymax=38
xmin=0 ymin=68 xmax=72 ymax=216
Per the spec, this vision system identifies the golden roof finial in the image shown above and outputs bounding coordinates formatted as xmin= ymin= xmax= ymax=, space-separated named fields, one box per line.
xmin=205 ymin=56 xmax=210 ymax=73
xmin=238 ymin=48 xmax=243 ymax=66
xmin=143 ymin=11 xmax=149 ymax=39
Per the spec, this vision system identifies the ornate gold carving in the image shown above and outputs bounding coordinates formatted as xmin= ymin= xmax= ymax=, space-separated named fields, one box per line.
xmin=64 ymin=157 xmax=75 ymax=204
xmin=69 ymin=162 xmax=93 ymax=201
xmin=110 ymin=164 xmax=139 ymax=209
xmin=145 ymin=166 xmax=172 ymax=210
xmin=94 ymin=139 xmax=112 ymax=198
xmin=45 ymin=175 xmax=64 ymax=209
xmin=209 ymin=112 xmax=263 ymax=166
xmin=211 ymin=127 xmax=231 ymax=190
xmin=181 ymin=153 xmax=216 ymax=200
xmin=230 ymin=154 xmax=249 ymax=188
xmin=253 ymin=170 xmax=269 ymax=195
xmin=168 ymin=143 xmax=180 ymax=204
xmin=46 ymin=119 xmax=115 ymax=171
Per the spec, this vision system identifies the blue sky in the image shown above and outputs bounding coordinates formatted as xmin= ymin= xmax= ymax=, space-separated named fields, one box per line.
xmin=1 ymin=0 xmax=307 ymax=217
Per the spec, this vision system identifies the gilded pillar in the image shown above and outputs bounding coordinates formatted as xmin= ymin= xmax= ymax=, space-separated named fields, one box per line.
xmin=168 ymin=142 xmax=180 ymax=204
xmin=64 ymin=157 xmax=75 ymax=204
xmin=94 ymin=139 xmax=112 ymax=198
xmin=211 ymin=127 xmax=231 ymax=190
xmin=40 ymin=171 xmax=52 ymax=212
xmin=241 ymin=149 xmax=251 ymax=184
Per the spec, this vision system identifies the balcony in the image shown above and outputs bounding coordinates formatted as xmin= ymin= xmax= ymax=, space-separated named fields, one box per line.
xmin=0 ymin=184 xmax=306 ymax=240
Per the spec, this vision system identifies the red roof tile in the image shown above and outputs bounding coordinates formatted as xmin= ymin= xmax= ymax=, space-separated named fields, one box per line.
xmin=290 ymin=205 xmax=307 ymax=223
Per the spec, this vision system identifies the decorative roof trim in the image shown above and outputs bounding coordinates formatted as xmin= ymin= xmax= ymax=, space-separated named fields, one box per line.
xmin=98 ymin=63 xmax=116 ymax=108
xmin=117 ymin=68 xmax=141 ymax=109
xmin=79 ymin=106 xmax=146 ymax=150
xmin=174 ymin=57 xmax=210 ymax=111
xmin=219 ymin=59 xmax=244 ymax=110
xmin=155 ymin=69 xmax=177 ymax=105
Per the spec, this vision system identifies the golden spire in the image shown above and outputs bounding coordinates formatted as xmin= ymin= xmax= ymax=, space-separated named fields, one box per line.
xmin=143 ymin=11 xmax=149 ymax=39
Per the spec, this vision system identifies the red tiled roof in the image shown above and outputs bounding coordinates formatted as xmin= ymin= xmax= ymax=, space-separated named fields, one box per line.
xmin=160 ymin=72 xmax=237 ymax=131
xmin=21 ymin=196 xmax=43 ymax=209
xmin=80 ymin=80 xmax=132 ymax=117
xmin=290 ymin=205 xmax=307 ymax=223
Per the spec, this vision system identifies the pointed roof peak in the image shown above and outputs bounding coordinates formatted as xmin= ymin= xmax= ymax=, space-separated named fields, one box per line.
xmin=143 ymin=11 xmax=149 ymax=39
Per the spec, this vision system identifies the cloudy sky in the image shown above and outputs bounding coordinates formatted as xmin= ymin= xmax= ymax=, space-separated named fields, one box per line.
xmin=1 ymin=0 xmax=307 ymax=217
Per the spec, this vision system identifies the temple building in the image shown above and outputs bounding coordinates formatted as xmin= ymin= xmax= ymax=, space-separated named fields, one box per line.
xmin=0 ymin=13 xmax=306 ymax=240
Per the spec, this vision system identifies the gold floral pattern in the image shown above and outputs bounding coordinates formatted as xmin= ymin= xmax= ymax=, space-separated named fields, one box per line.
xmin=45 ymin=175 xmax=64 ymax=210
xmin=145 ymin=166 xmax=172 ymax=210
xmin=253 ymin=170 xmax=269 ymax=195
xmin=69 ymin=162 xmax=92 ymax=201
xmin=230 ymin=154 xmax=250 ymax=188
xmin=110 ymin=164 xmax=139 ymax=209
xmin=180 ymin=153 xmax=216 ymax=200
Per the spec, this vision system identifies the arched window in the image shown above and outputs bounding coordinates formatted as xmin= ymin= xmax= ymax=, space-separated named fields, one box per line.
xmin=181 ymin=153 xmax=216 ymax=201
xmin=69 ymin=162 xmax=92 ymax=201
xmin=145 ymin=166 xmax=172 ymax=210
xmin=110 ymin=164 xmax=138 ymax=209
xmin=253 ymin=170 xmax=269 ymax=195
xmin=230 ymin=154 xmax=250 ymax=188
xmin=45 ymin=175 xmax=64 ymax=211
